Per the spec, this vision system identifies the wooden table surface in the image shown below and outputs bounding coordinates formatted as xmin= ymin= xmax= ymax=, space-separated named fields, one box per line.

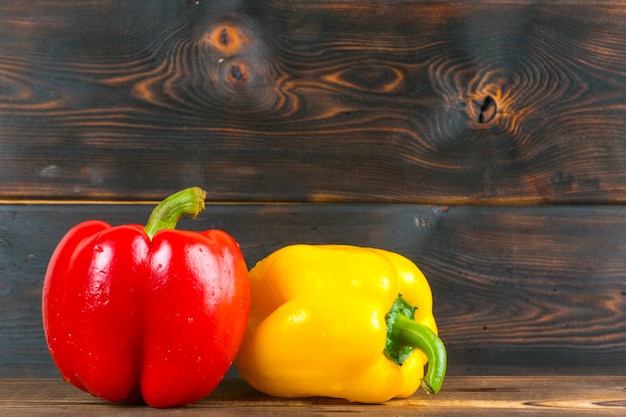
xmin=1 ymin=376 xmax=625 ymax=416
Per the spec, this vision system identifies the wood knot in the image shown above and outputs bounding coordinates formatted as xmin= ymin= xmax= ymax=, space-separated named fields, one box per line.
xmin=204 ymin=25 xmax=247 ymax=55
xmin=226 ymin=61 xmax=249 ymax=87
xmin=468 ymin=95 xmax=497 ymax=124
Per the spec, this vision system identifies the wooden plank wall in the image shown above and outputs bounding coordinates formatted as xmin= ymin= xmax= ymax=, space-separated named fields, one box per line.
xmin=1 ymin=0 xmax=626 ymax=378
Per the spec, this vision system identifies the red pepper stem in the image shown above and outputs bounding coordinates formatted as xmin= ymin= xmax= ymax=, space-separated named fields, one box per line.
xmin=144 ymin=187 xmax=207 ymax=240
xmin=392 ymin=314 xmax=447 ymax=394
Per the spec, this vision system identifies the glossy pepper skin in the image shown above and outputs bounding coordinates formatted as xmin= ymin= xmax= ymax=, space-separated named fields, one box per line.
xmin=235 ymin=244 xmax=447 ymax=403
xmin=42 ymin=188 xmax=250 ymax=408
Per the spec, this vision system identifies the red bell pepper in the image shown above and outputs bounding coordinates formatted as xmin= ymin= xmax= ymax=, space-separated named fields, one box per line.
xmin=42 ymin=187 xmax=250 ymax=408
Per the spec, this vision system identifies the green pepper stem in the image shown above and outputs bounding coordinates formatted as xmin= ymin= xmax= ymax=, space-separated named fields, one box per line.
xmin=392 ymin=314 xmax=447 ymax=394
xmin=144 ymin=187 xmax=207 ymax=240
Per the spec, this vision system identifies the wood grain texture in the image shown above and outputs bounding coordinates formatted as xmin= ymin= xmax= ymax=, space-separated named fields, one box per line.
xmin=1 ymin=1 xmax=626 ymax=202
xmin=1 ymin=377 xmax=625 ymax=416
xmin=2 ymin=204 xmax=625 ymax=377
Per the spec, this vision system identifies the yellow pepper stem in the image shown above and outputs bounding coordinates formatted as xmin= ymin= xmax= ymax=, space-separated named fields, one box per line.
xmin=392 ymin=314 xmax=447 ymax=394
xmin=144 ymin=187 xmax=207 ymax=240
xmin=385 ymin=294 xmax=447 ymax=394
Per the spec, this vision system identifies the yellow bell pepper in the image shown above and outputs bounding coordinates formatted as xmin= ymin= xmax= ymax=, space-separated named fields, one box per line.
xmin=235 ymin=244 xmax=447 ymax=403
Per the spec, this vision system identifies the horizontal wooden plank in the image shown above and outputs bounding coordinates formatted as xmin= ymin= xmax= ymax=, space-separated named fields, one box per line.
xmin=1 ymin=1 xmax=626 ymax=202
xmin=1 ymin=203 xmax=625 ymax=377
xmin=0 ymin=376 xmax=625 ymax=416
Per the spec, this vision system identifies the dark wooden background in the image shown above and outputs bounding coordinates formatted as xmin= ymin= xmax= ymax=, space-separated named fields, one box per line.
xmin=1 ymin=0 xmax=626 ymax=379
